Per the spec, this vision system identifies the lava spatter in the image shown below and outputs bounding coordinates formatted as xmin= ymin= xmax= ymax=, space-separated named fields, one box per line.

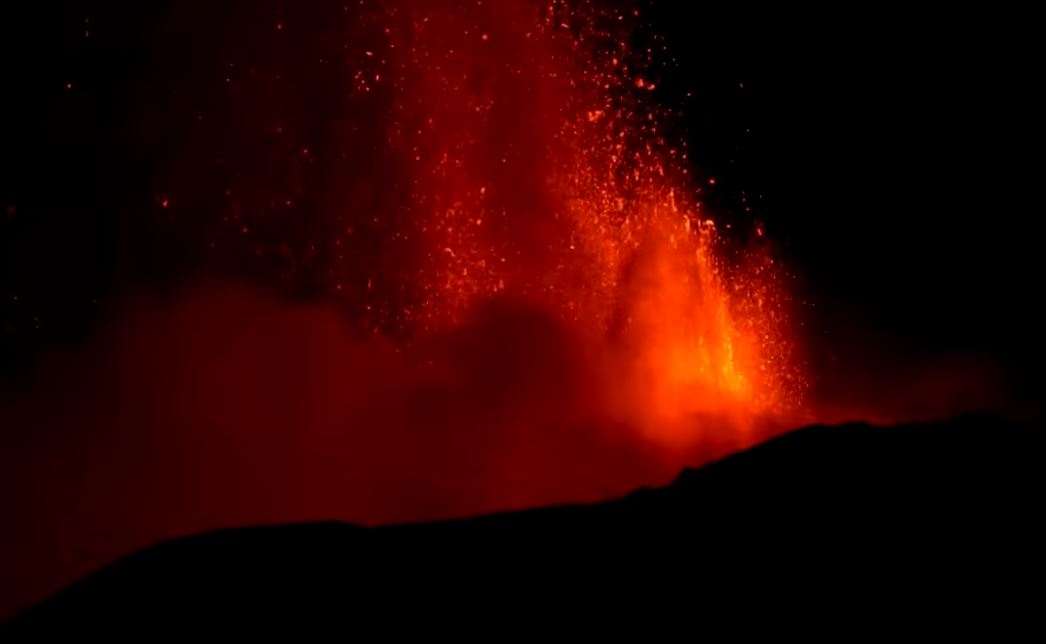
xmin=337 ymin=0 xmax=808 ymax=444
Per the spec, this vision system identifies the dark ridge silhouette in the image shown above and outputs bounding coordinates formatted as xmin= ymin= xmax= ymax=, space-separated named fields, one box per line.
xmin=4 ymin=415 xmax=1045 ymax=633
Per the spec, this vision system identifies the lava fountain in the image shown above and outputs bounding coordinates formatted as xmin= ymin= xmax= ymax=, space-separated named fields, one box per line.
xmin=324 ymin=0 xmax=808 ymax=447
xmin=0 ymin=0 xmax=810 ymax=620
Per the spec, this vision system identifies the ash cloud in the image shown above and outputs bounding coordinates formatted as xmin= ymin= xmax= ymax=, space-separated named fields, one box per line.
xmin=0 ymin=282 xmax=680 ymax=618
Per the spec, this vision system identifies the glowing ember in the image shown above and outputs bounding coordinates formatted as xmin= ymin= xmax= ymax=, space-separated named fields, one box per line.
xmin=333 ymin=0 xmax=808 ymax=445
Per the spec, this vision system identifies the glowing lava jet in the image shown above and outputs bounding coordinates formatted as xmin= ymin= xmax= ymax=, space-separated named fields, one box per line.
xmin=334 ymin=0 xmax=808 ymax=446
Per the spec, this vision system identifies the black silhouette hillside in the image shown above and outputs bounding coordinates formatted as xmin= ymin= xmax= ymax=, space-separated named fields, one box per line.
xmin=5 ymin=415 xmax=1044 ymax=634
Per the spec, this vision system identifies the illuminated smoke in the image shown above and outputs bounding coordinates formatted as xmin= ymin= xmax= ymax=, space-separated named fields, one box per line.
xmin=393 ymin=1 xmax=806 ymax=442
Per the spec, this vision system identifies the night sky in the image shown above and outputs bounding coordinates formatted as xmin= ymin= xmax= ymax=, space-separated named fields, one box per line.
xmin=655 ymin=3 xmax=1044 ymax=414
xmin=1 ymin=0 xmax=1043 ymax=621
xmin=3 ymin=2 xmax=1042 ymax=407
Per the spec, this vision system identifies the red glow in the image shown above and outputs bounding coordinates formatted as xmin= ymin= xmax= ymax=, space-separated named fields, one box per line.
xmin=361 ymin=0 xmax=807 ymax=447
xmin=0 ymin=0 xmax=813 ymax=619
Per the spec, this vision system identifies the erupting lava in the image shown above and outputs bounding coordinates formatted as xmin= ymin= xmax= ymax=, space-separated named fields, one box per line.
xmin=0 ymin=0 xmax=813 ymax=618
xmin=315 ymin=0 xmax=807 ymax=445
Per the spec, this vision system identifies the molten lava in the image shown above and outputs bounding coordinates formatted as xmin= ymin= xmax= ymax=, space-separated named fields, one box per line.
xmin=0 ymin=0 xmax=810 ymax=619
xmin=336 ymin=0 xmax=807 ymax=446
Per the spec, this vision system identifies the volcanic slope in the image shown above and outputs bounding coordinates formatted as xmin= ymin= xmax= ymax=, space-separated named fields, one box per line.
xmin=5 ymin=414 xmax=1044 ymax=633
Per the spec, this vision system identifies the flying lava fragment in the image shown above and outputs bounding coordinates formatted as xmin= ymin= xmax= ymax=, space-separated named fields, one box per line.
xmin=302 ymin=0 xmax=810 ymax=445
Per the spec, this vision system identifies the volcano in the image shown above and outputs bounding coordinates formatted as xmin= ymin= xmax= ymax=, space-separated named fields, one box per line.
xmin=3 ymin=0 xmax=1043 ymax=631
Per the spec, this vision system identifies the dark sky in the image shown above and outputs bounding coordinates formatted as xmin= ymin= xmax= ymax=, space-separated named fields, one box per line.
xmin=651 ymin=4 xmax=1044 ymax=410
xmin=2 ymin=1 xmax=1043 ymax=408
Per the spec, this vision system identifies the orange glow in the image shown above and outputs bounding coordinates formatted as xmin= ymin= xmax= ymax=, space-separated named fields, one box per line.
xmin=364 ymin=0 xmax=807 ymax=448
